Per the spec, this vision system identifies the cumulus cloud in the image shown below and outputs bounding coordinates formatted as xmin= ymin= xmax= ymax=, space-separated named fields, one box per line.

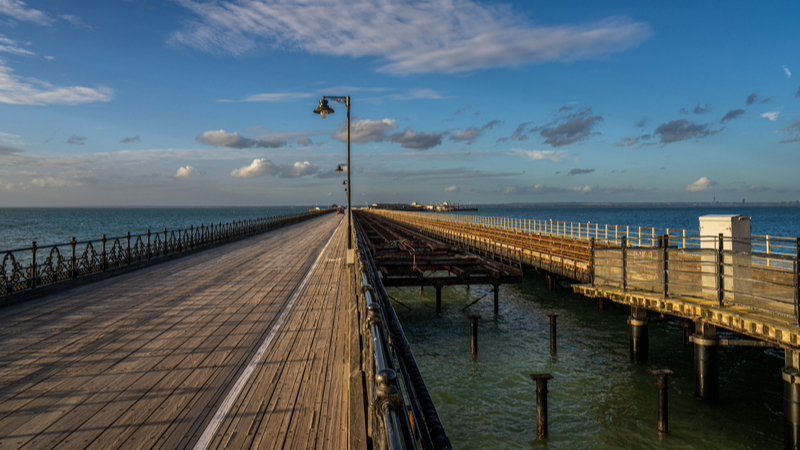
xmin=762 ymin=111 xmax=780 ymax=122
xmin=653 ymin=120 xmax=717 ymax=145
xmin=780 ymin=119 xmax=800 ymax=143
xmin=0 ymin=60 xmax=113 ymax=105
xmin=514 ymin=149 xmax=568 ymax=162
xmin=196 ymin=129 xmax=287 ymax=149
xmin=720 ymin=109 xmax=745 ymax=123
xmin=0 ymin=0 xmax=53 ymax=25
xmin=538 ymin=108 xmax=603 ymax=147
xmin=66 ymin=135 xmax=86 ymax=145
xmin=279 ymin=161 xmax=318 ymax=178
xmin=297 ymin=137 xmax=313 ymax=146
xmin=175 ymin=166 xmax=199 ymax=180
xmin=230 ymin=159 xmax=280 ymax=178
xmin=390 ymin=128 xmax=446 ymax=150
xmin=333 ymin=118 xmax=396 ymax=143
xmin=31 ymin=176 xmax=82 ymax=188
xmin=685 ymin=177 xmax=717 ymax=192
xmin=497 ymin=121 xmax=535 ymax=143
xmin=449 ymin=120 xmax=501 ymax=144
xmin=444 ymin=185 xmax=460 ymax=193
xmin=120 ymin=135 xmax=140 ymax=144
xmin=171 ymin=0 xmax=650 ymax=75
xmin=568 ymin=168 xmax=594 ymax=176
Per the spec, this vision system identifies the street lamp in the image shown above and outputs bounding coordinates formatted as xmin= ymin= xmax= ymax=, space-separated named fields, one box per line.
xmin=314 ymin=96 xmax=352 ymax=250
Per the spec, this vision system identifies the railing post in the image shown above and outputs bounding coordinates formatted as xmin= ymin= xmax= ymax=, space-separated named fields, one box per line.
xmin=717 ymin=233 xmax=724 ymax=306
xmin=29 ymin=241 xmax=37 ymax=289
xmin=663 ymin=235 xmax=670 ymax=298
xmin=189 ymin=225 xmax=194 ymax=249
xmin=795 ymin=238 xmax=800 ymax=324
xmin=621 ymin=236 xmax=627 ymax=292
xmin=146 ymin=230 xmax=151 ymax=259
xmin=126 ymin=232 xmax=131 ymax=265
xmin=590 ymin=237 xmax=595 ymax=287
xmin=70 ymin=237 xmax=77 ymax=279
xmin=164 ymin=228 xmax=168 ymax=255
xmin=101 ymin=235 xmax=107 ymax=271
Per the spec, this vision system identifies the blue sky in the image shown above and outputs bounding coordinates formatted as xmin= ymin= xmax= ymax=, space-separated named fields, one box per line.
xmin=0 ymin=0 xmax=799 ymax=207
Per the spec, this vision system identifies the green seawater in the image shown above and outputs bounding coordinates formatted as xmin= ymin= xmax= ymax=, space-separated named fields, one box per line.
xmin=391 ymin=274 xmax=783 ymax=449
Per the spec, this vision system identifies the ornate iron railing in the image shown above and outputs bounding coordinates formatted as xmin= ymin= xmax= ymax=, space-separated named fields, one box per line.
xmin=353 ymin=216 xmax=452 ymax=450
xmin=1 ymin=210 xmax=329 ymax=300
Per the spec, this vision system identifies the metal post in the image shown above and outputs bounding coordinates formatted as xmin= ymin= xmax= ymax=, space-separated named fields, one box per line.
xmin=621 ymin=236 xmax=628 ymax=292
xmin=694 ymin=323 xmax=719 ymax=402
xmin=126 ymin=232 xmax=131 ymax=265
xmin=629 ymin=308 xmax=648 ymax=362
xmin=346 ymin=96 xmax=352 ymax=250
xmin=663 ymin=235 xmax=670 ymax=298
xmin=530 ymin=374 xmax=554 ymax=438
xmin=589 ymin=237 xmax=595 ymax=287
xmin=164 ymin=228 xmax=169 ymax=255
xmin=70 ymin=237 xmax=77 ymax=279
xmin=547 ymin=314 xmax=558 ymax=355
xmin=468 ymin=315 xmax=480 ymax=355
xmin=795 ymin=238 xmax=800 ymax=324
xmin=653 ymin=370 xmax=674 ymax=433
xmin=29 ymin=241 xmax=37 ymax=288
xmin=717 ymin=233 xmax=724 ymax=306
xmin=101 ymin=235 xmax=107 ymax=271
xmin=146 ymin=230 xmax=151 ymax=259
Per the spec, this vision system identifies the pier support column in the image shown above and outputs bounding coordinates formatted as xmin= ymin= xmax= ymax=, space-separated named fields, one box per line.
xmin=693 ymin=323 xmax=719 ymax=402
xmin=435 ymin=286 xmax=442 ymax=314
xmin=598 ymin=298 xmax=610 ymax=310
xmin=681 ymin=320 xmax=695 ymax=347
xmin=784 ymin=350 xmax=800 ymax=450
xmin=628 ymin=308 xmax=648 ymax=362
xmin=493 ymin=284 xmax=500 ymax=315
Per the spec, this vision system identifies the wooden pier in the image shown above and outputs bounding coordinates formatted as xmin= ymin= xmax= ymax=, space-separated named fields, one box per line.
xmin=0 ymin=214 xmax=354 ymax=449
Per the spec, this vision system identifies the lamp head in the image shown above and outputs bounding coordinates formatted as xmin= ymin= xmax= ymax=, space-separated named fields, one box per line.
xmin=313 ymin=98 xmax=335 ymax=119
xmin=335 ymin=164 xmax=343 ymax=174
xmin=342 ymin=180 xmax=347 ymax=186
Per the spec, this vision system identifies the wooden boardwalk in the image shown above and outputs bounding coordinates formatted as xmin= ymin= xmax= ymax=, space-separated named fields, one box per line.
xmin=0 ymin=214 xmax=351 ymax=450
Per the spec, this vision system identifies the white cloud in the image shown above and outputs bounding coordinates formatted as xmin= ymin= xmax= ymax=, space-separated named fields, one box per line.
xmin=230 ymin=159 xmax=280 ymax=178
xmin=221 ymin=92 xmax=314 ymax=103
xmin=0 ymin=0 xmax=53 ymax=25
xmin=280 ymin=161 xmax=318 ymax=178
xmin=685 ymin=177 xmax=717 ymax=192
xmin=0 ymin=35 xmax=35 ymax=56
xmin=175 ymin=166 xmax=200 ymax=180
xmin=514 ymin=149 xmax=568 ymax=162
xmin=445 ymin=185 xmax=460 ymax=193
xmin=762 ymin=111 xmax=780 ymax=121
xmin=387 ymin=89 xmax=445 ymax=101
xmin=171 ymin=0 xmax=650 ymax=75
xmin=30 ymin=176 xmax=82 ymax=188
xmin=784 ymin=66 xmax=792 ymax=78
xmin=0 ymin=60 xmax=113 ymax=105
xmin=334 ymin=118 xmax=396 ymax=143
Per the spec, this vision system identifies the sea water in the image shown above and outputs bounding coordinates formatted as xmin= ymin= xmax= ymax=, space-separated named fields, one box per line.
xmin=392 ymin=205 xmax=800 ymax=449
xmin=1 ymin=205 xmax=797 ymax=448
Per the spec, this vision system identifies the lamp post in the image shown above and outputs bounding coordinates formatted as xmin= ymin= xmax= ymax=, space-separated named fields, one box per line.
xmin=314 ymin=96 xmax=352 ymax=250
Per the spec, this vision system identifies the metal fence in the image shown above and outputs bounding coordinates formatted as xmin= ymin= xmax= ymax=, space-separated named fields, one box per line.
xmin=593 ymin=235 xmax=800 ymax=320
xmin=0 ymin=211 xmax=329 ymax=299
xmin=354 ymin=219 xmax=452 ymax=450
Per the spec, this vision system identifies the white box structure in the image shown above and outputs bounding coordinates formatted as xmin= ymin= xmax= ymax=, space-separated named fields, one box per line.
xmin=699 ymin=215 xmax=751 ymax=301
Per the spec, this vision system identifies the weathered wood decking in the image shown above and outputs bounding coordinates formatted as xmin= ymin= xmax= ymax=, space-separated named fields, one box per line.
xmin=0 ymin=214 xmax=351 ymax=449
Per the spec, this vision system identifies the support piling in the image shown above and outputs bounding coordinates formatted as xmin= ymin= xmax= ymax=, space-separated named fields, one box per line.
xmin=652 ymin=370 xmax=673 ymax=433
xmin=530 ymin=374 xmax=554 ymax=438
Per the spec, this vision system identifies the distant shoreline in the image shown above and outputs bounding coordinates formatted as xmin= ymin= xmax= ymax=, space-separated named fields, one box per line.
xmin=1 ymin=202 xmax=799 ymax=209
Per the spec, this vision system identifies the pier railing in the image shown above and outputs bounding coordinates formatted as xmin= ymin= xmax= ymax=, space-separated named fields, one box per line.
xmin=367 ymin=210 xmax=800 ymax=322
xmin=0 ymin=210 xmax=329 ymax=302
xmin=353 ymin=218 xmax=452 ymax=450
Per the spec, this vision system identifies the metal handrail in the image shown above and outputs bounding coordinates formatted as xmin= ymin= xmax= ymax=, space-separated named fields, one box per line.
xmin=353 ymin=218 xmax=452 ymax=450
xmin=0 ymin=210 xmax=330 ymax=299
